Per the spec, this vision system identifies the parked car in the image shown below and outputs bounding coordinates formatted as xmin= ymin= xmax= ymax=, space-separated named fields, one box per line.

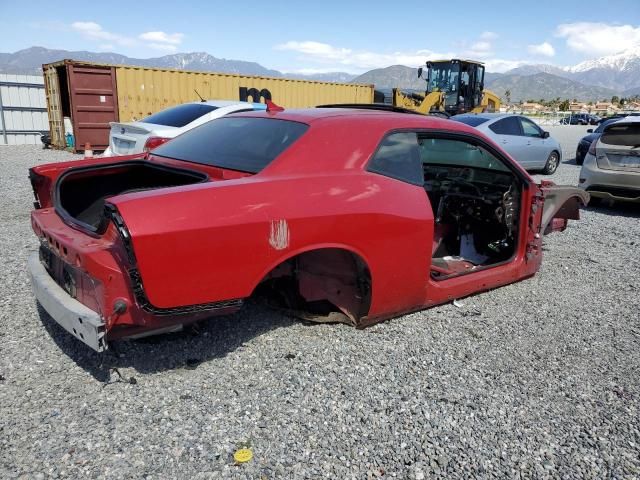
xmin=560 ymin=113 xmax=600 ymax=125
xmin=579 ymin=116 xmax=640 ymax=203
xmin=575 ymin=117 xmax=623 ymax=165
xmin=28 ymin=105 xmax=587 ymax=352
xmin=102 ymin=100 xmax=267 ymax=156
xmin=452 ymin=113 xmax=561 ymax=174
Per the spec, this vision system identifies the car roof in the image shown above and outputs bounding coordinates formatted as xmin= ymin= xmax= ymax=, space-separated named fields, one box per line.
xmin=454 ymin=113 xmax=518 ymax=122
xmin=234 ymin=107 xmax=480 ymax=131
xmin=607 ymin=115 xmax=640 ymax=126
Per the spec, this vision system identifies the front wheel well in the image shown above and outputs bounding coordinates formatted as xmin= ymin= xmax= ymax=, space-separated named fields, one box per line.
xmin=252 ymin=248 xmax=372 ymax=325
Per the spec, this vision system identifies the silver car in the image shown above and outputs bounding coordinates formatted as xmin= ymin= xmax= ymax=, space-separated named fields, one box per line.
xmin=579 ymin=116 xmax=640 ymax=203
xmin=452 ymin=113 xmax=561 ymax=174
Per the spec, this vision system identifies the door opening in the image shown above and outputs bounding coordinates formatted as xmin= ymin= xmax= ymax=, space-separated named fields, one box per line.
xmin=420 ymin=136 xmax=523 ymax=279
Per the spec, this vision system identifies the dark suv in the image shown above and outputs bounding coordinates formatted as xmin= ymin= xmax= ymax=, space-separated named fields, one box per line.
xmin=560 ymin=113 xmax=600 ymax=125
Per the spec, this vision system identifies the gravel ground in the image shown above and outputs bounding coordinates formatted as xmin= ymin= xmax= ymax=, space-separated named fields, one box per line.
xmin=1 ymin=127 xmax=639 ymax=479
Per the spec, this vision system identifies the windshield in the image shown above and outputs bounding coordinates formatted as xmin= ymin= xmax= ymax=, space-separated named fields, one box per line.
xmin=427 ymin=62 xmax=460 ymax=108
xmin=596 ymin=118 xmax=626 ymax=133
xmin=142 ymin=103 xmax=219 ymax=128
xmin=451 ymin=115 xmax=491 ymax=127
xmin=151 ymin=117 xmax=309 ymax=173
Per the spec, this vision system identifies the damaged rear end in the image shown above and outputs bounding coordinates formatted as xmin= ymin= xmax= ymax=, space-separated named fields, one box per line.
xmin=28 ymin=115 xmax=315 ymax=351
xmin=27 ymin=158 xmax=240 ymax=351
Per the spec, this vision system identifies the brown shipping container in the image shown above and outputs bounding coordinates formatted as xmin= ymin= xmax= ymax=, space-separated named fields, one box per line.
xmin=43 ymin=60 xmax=118 ymax=152
xmin=42 ymin=59 xmax=374 ymax=152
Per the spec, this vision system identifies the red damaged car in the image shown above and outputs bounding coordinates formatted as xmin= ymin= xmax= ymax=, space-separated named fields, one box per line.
xmin=28 ymin=104 xmax=588 ymax=352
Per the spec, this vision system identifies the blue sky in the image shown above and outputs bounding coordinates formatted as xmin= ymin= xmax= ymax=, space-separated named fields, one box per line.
xmin=1 ymin=0 xmax=640 ymax=72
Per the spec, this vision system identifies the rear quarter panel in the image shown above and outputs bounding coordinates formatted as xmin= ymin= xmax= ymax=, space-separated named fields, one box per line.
xmin=111 ymin=172 xmax=433 ymax=317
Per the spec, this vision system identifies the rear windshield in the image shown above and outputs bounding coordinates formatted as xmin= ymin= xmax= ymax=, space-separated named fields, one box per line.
xmin=142 ymin=103 xmax=218 ymax=128
xmin=594 ymin=119 xmax=619 ymax=133
xmin=151 ymin=117 xmax=309 ymax=173
xmin=451 ymin=116 xmax=491 ymax=127
xmin=601 ymin=123 xmax=640 ymax=147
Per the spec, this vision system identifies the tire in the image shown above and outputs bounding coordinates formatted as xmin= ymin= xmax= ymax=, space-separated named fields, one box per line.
xmin=575 ymin=150 xmax=584 ymax=166
xmin=543 ymin=151 xmax=560 ymax=175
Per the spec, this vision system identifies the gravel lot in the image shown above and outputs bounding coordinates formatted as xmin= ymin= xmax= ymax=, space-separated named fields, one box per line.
xmin=1 ymin=126 xmax=639 ymax=479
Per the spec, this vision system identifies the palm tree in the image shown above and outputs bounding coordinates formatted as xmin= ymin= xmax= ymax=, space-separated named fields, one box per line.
xmin=504 ymin=89 xmax=511 ymax=104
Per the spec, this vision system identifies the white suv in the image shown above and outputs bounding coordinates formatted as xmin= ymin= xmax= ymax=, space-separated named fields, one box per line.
xmin=579 ymin=116 xmax=640 ymax=204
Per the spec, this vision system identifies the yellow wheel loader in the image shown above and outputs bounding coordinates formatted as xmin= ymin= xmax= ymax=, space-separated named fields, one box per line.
xmin=392 ymin=59 xmax=500 ymax=117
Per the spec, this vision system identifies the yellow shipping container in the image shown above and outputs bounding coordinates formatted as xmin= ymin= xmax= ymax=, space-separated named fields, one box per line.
xmin=115 ymin=66 xmax=374 ymax=122
xmin=42 ymin=59 xmax=374 ymax=151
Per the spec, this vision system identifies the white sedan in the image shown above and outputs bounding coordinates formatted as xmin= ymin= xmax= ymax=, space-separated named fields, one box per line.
xmin=102 ymin=100 xmax=267 ymax=156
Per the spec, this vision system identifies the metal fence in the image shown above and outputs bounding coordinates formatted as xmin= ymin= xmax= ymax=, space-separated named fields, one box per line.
xmin=0 ymin=74 xmax=48 ymax=145
xmin=499 ymin=110 xmax=571 ymax=126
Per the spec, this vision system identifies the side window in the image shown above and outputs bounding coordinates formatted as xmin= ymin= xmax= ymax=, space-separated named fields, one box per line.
xmin=489 ymin=117 xmax=521 ymax=136
xmin=418 ymin=137 xmax=510 ymax=172
xmin=367 ymin=132 xmax=423 ymax=186
xmin=520 ymin=117 xmax=542 ymax=137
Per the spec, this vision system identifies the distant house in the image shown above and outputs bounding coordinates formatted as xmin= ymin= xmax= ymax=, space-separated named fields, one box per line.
xmin=592 ymin=102 xmax=620 ymax=115
xmin=520 ymin=102 xmax=544 ymax=114
xmin=625 ymin=101 xmax=640 ymax=111
xmin=569 ymin=102 xmax=588 ymax=113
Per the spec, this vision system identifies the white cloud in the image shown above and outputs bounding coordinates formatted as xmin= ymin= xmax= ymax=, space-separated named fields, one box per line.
xmin=482 ymin=59 xmax=526 ymax=73
xmin=139 ymin=31 xmax=184 ymax=45
xmin=275 ymin=40 xmax=454 ymax=72
xmin=467 ymin=40 xmax=493 ymax=58
xmin=70 ymin=21 xmax=185 ymax=53
xmin=556 ymin=22 xmax=640 ymax=55
xmin=71 ymin=21 xmax=134 ymax=46
xmin=461 ymin=32 xmax=498 ymax=58
xmin=527 ymin=42 xmax=555 ymax=57
xmin=275 ymin=38 xmax=528 ymax=74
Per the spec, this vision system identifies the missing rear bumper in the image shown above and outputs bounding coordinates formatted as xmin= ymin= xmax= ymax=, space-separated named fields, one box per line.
xmin=28 ymin=252 xmax=107 ymax=352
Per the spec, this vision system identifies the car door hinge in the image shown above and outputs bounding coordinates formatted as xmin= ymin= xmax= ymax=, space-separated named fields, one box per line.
xmin=525 ymin=236 xmax=540 ymax=262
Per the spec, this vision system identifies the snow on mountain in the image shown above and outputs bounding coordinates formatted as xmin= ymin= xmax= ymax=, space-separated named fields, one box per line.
xmin=501 ymin=46 xmax=640 ymax=92
xmin=566 ymin=46 xmax=640 ymax=73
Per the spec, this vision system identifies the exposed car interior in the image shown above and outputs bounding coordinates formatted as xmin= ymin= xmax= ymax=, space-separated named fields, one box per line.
xmin=420 ymin=137 xmax=521 ymax=278
xmin=369 ymin=133 xmax=522 ymax=279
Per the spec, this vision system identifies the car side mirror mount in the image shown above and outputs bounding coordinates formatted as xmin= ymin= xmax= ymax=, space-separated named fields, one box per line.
xmin=542 ymin=131 xmax=550 ymax=139
xmin=587 ymin=129 xmax=593 ymax=133
xmin=417 ymin=67 xmax=423 ymax=79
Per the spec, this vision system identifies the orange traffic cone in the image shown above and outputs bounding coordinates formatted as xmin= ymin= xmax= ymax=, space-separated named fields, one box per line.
xmin=84 ymin=143 xmax=93 ymax=158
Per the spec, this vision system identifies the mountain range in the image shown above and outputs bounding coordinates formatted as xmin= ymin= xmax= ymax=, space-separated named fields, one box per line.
xmin=351 ymin=46 xmax=640 ymax=101
xmin=2 ymin=46 xmax=640 ymax=101
xmin=351 ymin=67 xmax=621 ymax=102
xmin=0 ymin=47 xmax=355 ymax=83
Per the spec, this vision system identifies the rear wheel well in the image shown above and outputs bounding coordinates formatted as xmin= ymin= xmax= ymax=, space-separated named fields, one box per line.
xmin=252 ymin=248 xmax=372 ymax=325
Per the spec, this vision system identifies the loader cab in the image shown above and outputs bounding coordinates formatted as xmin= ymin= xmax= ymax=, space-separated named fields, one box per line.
xmin=420 ymin=60 xmax=485 ymax=115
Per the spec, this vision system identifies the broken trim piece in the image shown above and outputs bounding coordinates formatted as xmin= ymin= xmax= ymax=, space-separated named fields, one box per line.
xmin=128 ymin=267 xmax=243 ymax=316
xmin=538 ymin=183 xmax=590 ymax=235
